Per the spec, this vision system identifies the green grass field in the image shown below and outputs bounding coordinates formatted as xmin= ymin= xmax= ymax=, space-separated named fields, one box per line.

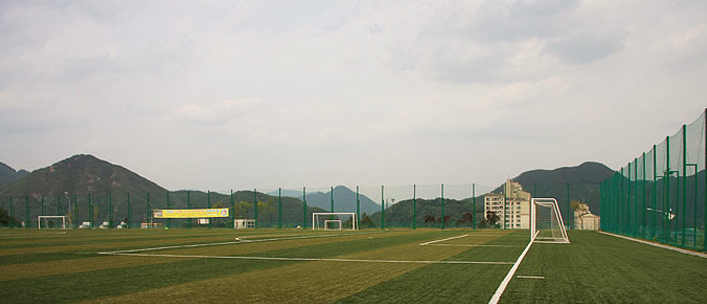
xmin=1 ymin=228 xmax=706 ymax=303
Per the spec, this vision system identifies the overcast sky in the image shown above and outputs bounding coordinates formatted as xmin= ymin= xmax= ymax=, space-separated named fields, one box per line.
xmin=1 ymin=0 xmax=706 ymax=192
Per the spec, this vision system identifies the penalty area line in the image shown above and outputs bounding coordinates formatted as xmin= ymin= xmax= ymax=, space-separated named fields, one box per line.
xmin=419 ymin=234 xmax=468 ymax=246
xmin=100 ymin=252 xmax=515 ymax=265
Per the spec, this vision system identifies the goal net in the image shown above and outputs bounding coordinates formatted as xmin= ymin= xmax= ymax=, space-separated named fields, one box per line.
xmin=531 ymin=198 xmax=569 ymax=243
xmin=38 ymin=216 xmax=68 ymax=230
xmin=312 ymin=213 xmax=357 ymax=230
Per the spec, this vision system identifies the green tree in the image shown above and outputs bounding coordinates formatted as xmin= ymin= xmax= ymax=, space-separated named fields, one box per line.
xmin=0 ymin=207 xmax=17 ymax=227
xmin=359 ymin=213 xmax=375 ymax=229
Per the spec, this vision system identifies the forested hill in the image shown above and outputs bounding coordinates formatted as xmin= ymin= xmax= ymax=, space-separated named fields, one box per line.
xmin=0 ymin=162 xmax=29 ymax=189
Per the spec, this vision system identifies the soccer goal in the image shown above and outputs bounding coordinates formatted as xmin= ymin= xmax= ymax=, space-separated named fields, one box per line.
xmin=312 ymin=213 xmax=357 ymax=230
xmin=530 ymin=198 xmax=569 ymax=244
xmin=38 ymin=216 xmax=68 ymax=230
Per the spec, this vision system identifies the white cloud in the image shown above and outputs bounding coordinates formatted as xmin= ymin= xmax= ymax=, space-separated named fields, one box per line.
xmin=0 ymin=0 xmax=706 ymax=190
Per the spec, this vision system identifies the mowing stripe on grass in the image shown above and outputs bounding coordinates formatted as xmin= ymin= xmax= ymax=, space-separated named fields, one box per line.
xmin=102 ymin=252 xmax=516 ymax=265
xmin=488 ymin=237 xmax=534 ymax=304
xmin=599 ymin=231 xmax=707 ymax=259
xmin=98 ymin=231 xmax=380 ymax=255
xmin=419 ymin=234 xmax=468 ymax=245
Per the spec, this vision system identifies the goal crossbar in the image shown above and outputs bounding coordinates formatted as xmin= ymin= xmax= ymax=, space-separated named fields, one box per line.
xmin=530 ymin=198 xmax=569 ymax=244
xmin=312 ymin=213 xmax=357 ymax=230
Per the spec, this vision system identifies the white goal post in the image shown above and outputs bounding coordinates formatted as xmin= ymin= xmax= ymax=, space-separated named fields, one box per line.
xmin=312 ymin=213 xmax=357 ymax=230
xmin=530 ymin=198 xmax=569 ymax=244
xmin=38 ymin=216 xmax=68 ymax=230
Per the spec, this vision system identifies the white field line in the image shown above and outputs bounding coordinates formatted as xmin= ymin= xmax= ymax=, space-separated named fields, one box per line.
xmin=488 ymin=234 xmax=537 ymax=304
xmin=419 ymin=234 xmax=468 ymax=245
xmin=516 ymin=275 xmax=544 ymax=279
xmin=101 ymin=252 xmax=515 ymax=265
xmin=463 ymin=234 xmax=529 ymax=238
xmin=598 ymin=231 xmax=707 ymax=259
xmin=424 ymin=244 xmax=522 ymax=248
xmin=98 ymin=231 xmax=380 ymax=255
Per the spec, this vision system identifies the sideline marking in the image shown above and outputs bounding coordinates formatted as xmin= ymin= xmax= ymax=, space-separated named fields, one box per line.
xmin=599 ymin=231 xmax=707 ymax=259
xmin=488 ymin=232 xmax=538 ymax=304
xmin=419 ymin=234 xmax=468 ymax=246
xmin=100 ymin=252 xmax=515 ymax=265
xmin=98 ymin=231 xmax=380 ymax=255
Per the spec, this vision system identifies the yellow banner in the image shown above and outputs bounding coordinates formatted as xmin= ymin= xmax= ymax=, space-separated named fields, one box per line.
xmin=153 ymin=208 xmax=229 ymax=219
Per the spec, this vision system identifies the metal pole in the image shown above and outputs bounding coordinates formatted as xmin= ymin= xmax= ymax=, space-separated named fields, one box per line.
xmin=25 ymin=195 xmax=29 ymax=229
xmin=207 ymin=191 xmax=211 ymax=229
xmin=356 ymin=186 xmax=360 ymax=230
xmin=441 ymin=183 xmax=445 ymax=230
xmin=166 ymin=191 xmax=170 ymax=229
xmin=230 ymin=190 xmax=234 ymax=229
xmin=682 ymin=124 xmax=687 ymax=246
xmin=567 ymin=182 xmax=570 ymax=231
xmin=109 ymin=192 xmax=113 ymax=228
xmin=330 ymin=186 xmax=334 ymax=213
xmin=381 ymin=185 xmax=385 ymax=230
xmin=664 ymin=136 xmax=670 ymax=243
xmin=253 ymin=189 xmax=258 ymax=229
xmin=642 ymin=153 xmax=647 ymax=239
xmin=278 ymin=188 xmax=282 ymax=229
xmin=620 ymin=167 xmax=624 ymax=235
xmin=41 ymin=195 xmax=45 ymax=217
xmin=88 ymin=193 xmax=92 ymax=229
xmin=187 ymin=191 xmax=190 ymax=229
xmin=9 ymin=197 xmax=13 ymax=229
xmin=147 ymin=192 xmax=151 ymax=229
xmin=412 ymin=184 xmax=416 ymax=230
xmin=634 ymin=158 xmax=638 ymax=236
xmin=472 ymin=183 xmax=476 ymax=230
xmin=303 ymin=187 xmax=307 ymax=229
xmin=128 ymin=193 xmax=131 ymax=229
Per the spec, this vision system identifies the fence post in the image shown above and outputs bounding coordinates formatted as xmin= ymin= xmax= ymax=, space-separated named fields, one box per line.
xmin=682 ymin=124 xmax=687 ymax=247
xmin=253 ymin=189 xmax=258 ymax=229
xmin=566 ymin=183 xmax=570 ymax=231
xmin=127 ymin=193 xmax=131 ymax=229
xmin=147 ymin=192 xmax=151 ymax=229
xmin=166 ymin=191 xmax=170 ymax=229
xmin=303 ymin=187 xmax=307 ymax=229
xmin=25 ymin=194 xmax=29 ymax=229
xmin=278 ymin=188 xmax=282 ymax=229
xmin=412 ymin=184 xmax=416 ymax=230
xmin=472 ymin=183 xmax=476 ymax=230
xmin=441 ymin=183 xmax=445 ymax=230
xmin=230 ymin=190 xmax=233 ymax=229
xmin=356 ymin=186 xmax=360 ymax=230
xmin=207 ymin=191 xmax=211 ymax=229
xmin=381 ymin=185 xmax=385 ymax=230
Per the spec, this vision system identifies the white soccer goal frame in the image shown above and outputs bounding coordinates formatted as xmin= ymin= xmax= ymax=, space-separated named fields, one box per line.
xmin=312 ymin=212 xmax=357 ymax=230
xmin=323 ymin=220 xmax=342 ymax=230
xmin=38 ymin=216 xmax=68 ymax=230
xmin=530 ymin=198 xmax=570 ymax=244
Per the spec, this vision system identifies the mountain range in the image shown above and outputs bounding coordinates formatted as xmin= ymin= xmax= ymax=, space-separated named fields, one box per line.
xmin=0 ymin=154 xmax=616 ymax=228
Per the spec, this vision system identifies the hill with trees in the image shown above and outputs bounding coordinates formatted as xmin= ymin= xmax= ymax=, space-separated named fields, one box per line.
xmin=0 ymin=162 xmax=29 ymax=189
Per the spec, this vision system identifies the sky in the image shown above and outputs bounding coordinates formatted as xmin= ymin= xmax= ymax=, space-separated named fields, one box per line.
xmin=1 ymin=0 xmax=706 ymax=192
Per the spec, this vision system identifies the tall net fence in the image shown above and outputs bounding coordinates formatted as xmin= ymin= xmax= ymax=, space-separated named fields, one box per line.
xmin=601 ymin=109 xmax=707 ymax=252
xmin=0 ymin=180 xmax=599 ymax=232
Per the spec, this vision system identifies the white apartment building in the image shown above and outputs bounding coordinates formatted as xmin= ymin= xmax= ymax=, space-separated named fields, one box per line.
xmin=484 ymin=180 xmax=531 ymax=229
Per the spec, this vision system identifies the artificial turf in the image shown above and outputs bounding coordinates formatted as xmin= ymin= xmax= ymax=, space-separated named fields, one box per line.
xmin=0 ymin=229 xmax=705 ymax=303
